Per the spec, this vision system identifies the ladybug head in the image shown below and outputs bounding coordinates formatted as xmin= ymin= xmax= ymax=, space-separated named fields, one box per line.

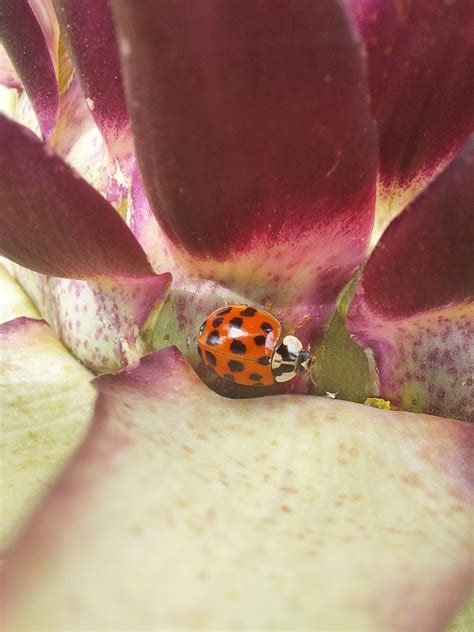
xmin=296 ymin=349 xmax=312 ymax=373
xmin=271 ymin=335 xmax=312 ymax=383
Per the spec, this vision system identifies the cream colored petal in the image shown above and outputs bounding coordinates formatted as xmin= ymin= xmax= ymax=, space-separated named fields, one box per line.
xmin=0 ymin=317 xmax=96 ymax=549
xmin=0 ymin=263 xmax=39 ymax=324
xmin=2 ymin=348 xmax=472 ymax=630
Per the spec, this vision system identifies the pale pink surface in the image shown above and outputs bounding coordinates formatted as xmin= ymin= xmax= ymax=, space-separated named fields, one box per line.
xmin=1 ymin=347 xmax=472 ymax=630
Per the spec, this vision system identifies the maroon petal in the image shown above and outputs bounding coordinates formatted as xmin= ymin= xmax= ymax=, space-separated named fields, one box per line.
xmin=352 ymin=0 xmax=474 ymax=242
xmin=28 ymin=0 xmax=60 ymax=75
xmin=0 ymin=115 xmax=153 ymax=279
xmin=112 ymin=0 xmax=377 ymax=317
xmin=0 ymin=0 xmax=59 ymax=138
xmin=347 ymin=140 xmax=474 ymax=421
xmin=52 ymin=0 xmax=129 ymax=149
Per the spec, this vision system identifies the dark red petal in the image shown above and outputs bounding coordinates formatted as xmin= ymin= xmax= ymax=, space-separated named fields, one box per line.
xmin=0 ymin=115 xmax=153 ymax=279
xmin=0 ymin=0 xmax=59 ymax=138
xmin=347 ymin=140 xmax=474 ymax=421
xmin=352 ymin=0 xmax=474 ymax=241
xmin=52 ymin=0 xmax=129 ymax=149
xmin=112 ymin=0 xmax=377 ymax=298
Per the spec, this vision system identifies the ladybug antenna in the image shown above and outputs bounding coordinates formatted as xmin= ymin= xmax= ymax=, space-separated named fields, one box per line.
xmin=287 ymin=313 xmax=311 ymax=336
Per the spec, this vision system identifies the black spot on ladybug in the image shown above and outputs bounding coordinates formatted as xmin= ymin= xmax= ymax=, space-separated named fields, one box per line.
xmin=273 ymin=363 xmax=295 ymax=376
xmin=240 ymin=307 xmax=257 ymax=317
xmin=228 ymin=359 xmax=244 ymax=372
xmin=205 ymin=350 xmax=216 ymax=366
xmin=249 ymin=373 xmax=263 ymax=381
xmin=230 ymin=317 xmax=243 ymax=328
xmin=254 ymin=335 xmax=266 ymax=346
xmin=257 ymin=356 xmax=271 ymax=366
xmin=212 ymin=317 xmax=224 ymax=328
xmin=206 ymin=330 xmax=220 ymax=346
xmin=199 ymin=320 xmax=207 ymax=333
xmin=197 ymin=346 xmax=203 ymax=359
xmin=277 ymin=343 xmax=297 ymax=362
xmin=261 ymin=322 xmax=273 ymax=333
xmin=230 ymin=340 xmax=246 ymax=355
xmin=217 ymin=307 xmax=232 ymax=315
xmin=223 ymin=373 xmax=235 ymax=382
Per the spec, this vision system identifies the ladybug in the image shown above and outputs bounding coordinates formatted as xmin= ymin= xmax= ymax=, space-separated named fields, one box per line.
xmin=197 ymin=305 xmax=312 ymax=386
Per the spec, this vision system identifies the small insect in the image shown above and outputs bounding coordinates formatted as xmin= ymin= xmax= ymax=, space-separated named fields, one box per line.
xmin=197 ymin=304 xmax=313 ymax=386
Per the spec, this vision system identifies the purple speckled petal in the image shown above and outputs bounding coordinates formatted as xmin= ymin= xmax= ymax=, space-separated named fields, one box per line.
xmin=2 ymin=347 xmax=473 ymax=629
xmin=11 ymin=264 xmax=171 ymax=374
xmin=347 ymin=140 xmax=474 ymax=421
xmin=351 ymin=0 xmax=474 ymax=243
xmin=0 ymin=0 xmax=59 ymax=138
xmin=113 ymin=0 xmax=377 ymax=331
xmin=0 ymin=115 xmax=152 ymax=279
xmin=52 ymin=0 xmax=130 ymax=151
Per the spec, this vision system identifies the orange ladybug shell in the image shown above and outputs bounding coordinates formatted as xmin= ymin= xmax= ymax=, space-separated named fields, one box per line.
xmin=197 ymin=305 xmax=282 ymax=386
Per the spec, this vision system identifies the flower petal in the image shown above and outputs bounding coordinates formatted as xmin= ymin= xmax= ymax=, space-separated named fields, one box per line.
xmin=0 ymin=0 xmax=59 ymax=138
xmin=0 ymin=263 xmax=39 ymax=324
xmin=0 ymin=114 xmax=153 ymax=279
xmin=2 ymin=347 xmax=472 ymax=629
xmin=52 ymin=0 xmax=130 ymax=150
xmin=0 ymin=317 xmax=95 ymax=549
xmin=0 ymin=45 xmax=20 ymax=89
xmin=28 ymin=0 xmax=60 ymax=77
xmin=347 ymin=140 xmax=474 ymax=421
xmin=49 ymin=75 xmax=132 ymax=206
xmin=351 ymin=0 xmax=474 ymax=243
xmin=113 ymin=0 xmax=377 ymax=320
xmin=11 ymin=263 xmax=171 ymax=374
xmin=450 ymin=597 xmax=474 ymax=632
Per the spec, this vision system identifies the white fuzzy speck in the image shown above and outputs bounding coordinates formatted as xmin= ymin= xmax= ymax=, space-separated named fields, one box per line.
xmin=86 ymin=97 xmax=95 ymax=111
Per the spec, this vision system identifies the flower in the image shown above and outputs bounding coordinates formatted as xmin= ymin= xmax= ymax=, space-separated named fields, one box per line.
xmin=0 ymin=0 xmax=472 ymax=629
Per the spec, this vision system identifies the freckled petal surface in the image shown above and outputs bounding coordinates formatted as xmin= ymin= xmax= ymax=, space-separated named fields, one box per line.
xmin=0 ymin=0 xmax=58 ymax=138
xmin=11 ymin=263 xmax=171 ymax=374
xmin=0 ymin=115 xmax=153 ymax=279
xmin=0 ymin=317 xmax=95 ymax=550
xmin=2 ymin=348 xmax=472 ymax=630
xmin=113 ymin=0 xmax=377 ymax=326
xmin=52 ymin=0 xmax=129 ymax=150
xmin=347 ymin=141 xmax=474 ymax=420
xmin=351 ymin=0 xmax=474 ymax=243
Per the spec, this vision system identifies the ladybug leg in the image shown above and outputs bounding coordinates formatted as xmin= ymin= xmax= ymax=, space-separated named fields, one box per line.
xmin=263 ymin=299 xmax=272 ymax=312
xmin=286 ymin=313 xmax=310 ymax=336
xmin=307 ymin=355 xmax=318 ymax=387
